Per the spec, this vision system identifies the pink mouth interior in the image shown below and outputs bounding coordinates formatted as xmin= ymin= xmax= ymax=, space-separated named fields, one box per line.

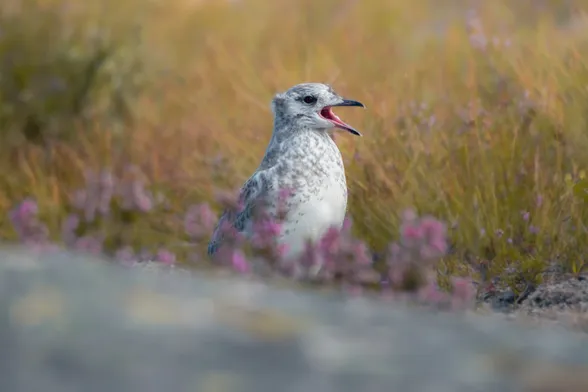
xmin=320 ymin=107 xmax=350 ymax=129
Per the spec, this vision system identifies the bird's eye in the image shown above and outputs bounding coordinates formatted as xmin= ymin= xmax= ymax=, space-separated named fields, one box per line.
xmin=303 ymin=95 xmax=317 ymax=104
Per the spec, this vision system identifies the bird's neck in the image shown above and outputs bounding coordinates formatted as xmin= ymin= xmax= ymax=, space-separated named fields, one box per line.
xmin=269 ymin=119 xmax=331 ymax=147
xmin=260 ymin=122 xmax=334 ymax=169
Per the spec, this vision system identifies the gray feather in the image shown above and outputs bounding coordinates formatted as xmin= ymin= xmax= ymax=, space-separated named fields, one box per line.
xmin=207 ymin=172 xmax=267 ymax=255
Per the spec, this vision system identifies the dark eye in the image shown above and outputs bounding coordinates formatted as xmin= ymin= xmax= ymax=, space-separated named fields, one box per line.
xmin=303 ymin=95 xmax=317 ymax=104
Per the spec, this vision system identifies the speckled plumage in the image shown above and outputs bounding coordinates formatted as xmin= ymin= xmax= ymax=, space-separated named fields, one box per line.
xmin=208 ymin=83 xmax=364 ymax=259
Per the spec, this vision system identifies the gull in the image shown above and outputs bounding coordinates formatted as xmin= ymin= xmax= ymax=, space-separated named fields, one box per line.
xmin=208 ymin=82 xmax=365 ymax=260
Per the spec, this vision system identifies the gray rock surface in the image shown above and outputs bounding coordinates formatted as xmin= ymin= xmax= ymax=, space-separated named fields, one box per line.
xmin=2 ymin=246 xmax=588 ymax=392
xmin=521 ymin=277 xmax=588 ymax=311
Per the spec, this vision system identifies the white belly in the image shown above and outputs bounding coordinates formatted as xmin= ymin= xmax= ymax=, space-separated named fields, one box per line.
xmin=279 ymin=179 xmax=347 ymax=259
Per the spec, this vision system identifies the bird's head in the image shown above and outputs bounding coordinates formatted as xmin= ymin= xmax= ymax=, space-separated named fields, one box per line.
xmin=271 ymin=83 xmax=365 ymax=136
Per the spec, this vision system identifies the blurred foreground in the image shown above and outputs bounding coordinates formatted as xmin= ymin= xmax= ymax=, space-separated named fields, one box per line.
xmin=2 ymin=247 xmax=588 ymax=392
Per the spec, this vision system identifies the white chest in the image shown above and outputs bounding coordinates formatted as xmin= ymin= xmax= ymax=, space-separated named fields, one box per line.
xmin=279 ymin=174 xmax=348 ymax=258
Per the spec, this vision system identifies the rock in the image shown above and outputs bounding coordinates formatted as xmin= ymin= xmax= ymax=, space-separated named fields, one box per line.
xmin=1 ymin=246 xmax=588 ymax=392
xmin=490 ymin=289 xmax=516 ymax=311
xmin=520 ymin=278 xmax=588 ymax=311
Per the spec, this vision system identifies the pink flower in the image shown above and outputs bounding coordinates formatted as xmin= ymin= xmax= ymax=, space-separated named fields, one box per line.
xmin=386 ymin=243 xmax=401 ymax=264
xmin=428 ymin=238 xmax=448 ymax=255
xmin=184 ymin=203 xmax=217 ymax=238
xmin=418 ymin=282 xmax=449 ymax=305
xmin=450 ymin=277 xmax=476 ymax=309
xmin=277 ymin=243 xmax=290 ymax=258
xmin=420 ymin=217 xmax=446 ymax=238
xmin=402 ymin=225 xmax=424 ymax=240
xmin=231 ymin=250 xmax=249 ymax=274
xmin=318 ymin=227 xmax=342 ymax=255
xmin=250 ymin=219 xmax=282 ymax=248
xmin=350 ymin=242 xmax=370 ymax=265
xmin=342 ymin=217 xmax=353 ymax=232
xmin=61 ymin=214 xmax=80 ymax=246
xmin=18 ymin=199 xmax=39 ymax=221
xmin=156 ymin=249 xmax=176 ymax=265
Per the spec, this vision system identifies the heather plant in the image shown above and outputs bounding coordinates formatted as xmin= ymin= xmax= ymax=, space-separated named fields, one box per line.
xmin=180 ymin=185 xmax=476 ymax=308
xmin=2 ymin=0 xmax=588 ymax=309
xmin=8 ymin=198 xmax=50 ymax=245
xmin=8 ymin=167 xmax=182 ymax=265
xmin=7 ymin=174 xmax=477 ymax=309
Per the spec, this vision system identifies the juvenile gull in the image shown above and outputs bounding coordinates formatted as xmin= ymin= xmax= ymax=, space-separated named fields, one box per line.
xmin=208 ymin=83 xmax=365 ymax=259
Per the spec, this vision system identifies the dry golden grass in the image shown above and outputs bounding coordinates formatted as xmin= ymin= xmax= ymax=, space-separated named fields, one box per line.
xmin=2 ymin=0 xmax=588 ymax=285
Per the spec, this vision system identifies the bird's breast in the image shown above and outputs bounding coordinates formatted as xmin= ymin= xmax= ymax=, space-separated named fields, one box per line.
xmin=263 ymin=134 xmax=349 ymax=258
xmin=278 ymin=173 xmax=347 ymax=258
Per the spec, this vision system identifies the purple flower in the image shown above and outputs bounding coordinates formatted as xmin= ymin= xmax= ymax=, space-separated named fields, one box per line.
xmin=295 ymin=241 xmax=322 ymax=275
xmin=73 ymin=169 xmax=116 ymax=221
xmin=250 ymin=218 xmax=282 ymax=249
xmin=401 ymin=224 xmax=425 ymax=241
xmin=420 ymin=217 xmax=448 ymax=254
xmin=342 ymin=217 xmax=353 ymax=232
xmin=418 ymin=282 xmax=449 ymax=305
xmin=97 ymin=170 xmax=115 ymax=215
xmin=318 ymin=226 xmax=343 ymax=256
xmin=115 ymin=168 xmax=155 ymax=213
xmin=450 ymin=277 xmax=476 ymax=309
xmin=231 ymin=250 xmax=249 ymax=274
xmin=521 ymin=211 xmax=530 ymax=222
xmin=61 ymin=214 xmax=80 ymax=246
xmin=14 ymin=198 xmax=38 ymax=222
xmin=156 ymin=249 xmax=176 ymax=265
xmin=184 ymin=203 xmax=217 ymax=239
xmin=8 ymin=199 xmax=49 ymax=244
xmin=350 ymin=242 xmax=371 ymax=265
xmin=132 ymin=182 xmax=154 ymax=212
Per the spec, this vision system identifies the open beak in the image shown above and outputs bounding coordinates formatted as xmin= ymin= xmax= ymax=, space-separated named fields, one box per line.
xmin=320 ymin=99 xmax=365 ymax=136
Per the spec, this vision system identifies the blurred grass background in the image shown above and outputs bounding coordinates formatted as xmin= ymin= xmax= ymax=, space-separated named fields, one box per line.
xmin=2 ymin=0 xmax=588 ymax=290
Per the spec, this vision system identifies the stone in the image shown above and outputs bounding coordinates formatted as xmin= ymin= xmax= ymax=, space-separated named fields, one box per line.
xmin=1 ymin=246 xmax=588 ymax=392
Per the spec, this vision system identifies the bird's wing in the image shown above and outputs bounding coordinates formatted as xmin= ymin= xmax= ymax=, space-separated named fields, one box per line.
xmin=207 ymin=170 xmax=268 ymax=256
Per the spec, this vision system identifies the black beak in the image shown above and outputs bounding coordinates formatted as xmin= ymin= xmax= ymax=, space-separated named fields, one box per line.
xmin=332 ymin=99 xmax=365 ymax=108
xmin=321 ymin=98 xmax=365 ymax=136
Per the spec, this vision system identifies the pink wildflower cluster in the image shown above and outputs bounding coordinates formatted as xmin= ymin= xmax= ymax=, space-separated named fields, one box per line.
xmin=9 ymin=167 xmax=175 ymax=265
xmin=381 ymin=209 xmax=476 ymax=309
xmin=8 ymin=198 xmax=49 ymax=245
xmin=191 ymin=190 xmax=476 ymax=309
xmin=8 ymin=174 xmax=477 ymax=310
